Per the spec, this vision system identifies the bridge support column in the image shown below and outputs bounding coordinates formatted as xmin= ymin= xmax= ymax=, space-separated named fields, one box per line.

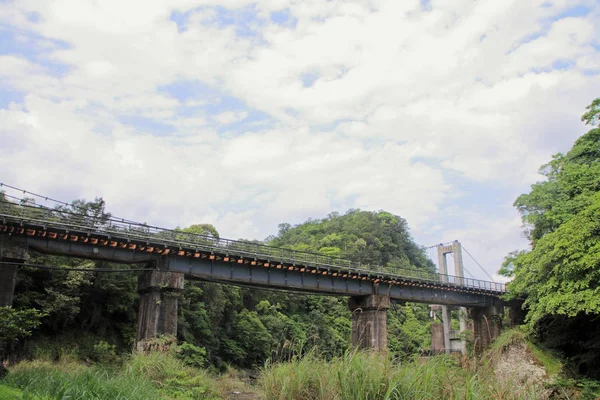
xmin=508 ymin=302 xmax=526 ymax=327
xmin=348 ymin=295 xmax=390 ymax=351
xmin=0 ymin=238 xmax=27 ymax=368
xmin=136 ymin=269 xmax=184 ymax=352
xmin=469 ymin=306 xmax=502 ymax=353
xmin=0 ymin=238 xmax=27 ymax=307
xmin=459 ymin=307 xmax=469 ymax=354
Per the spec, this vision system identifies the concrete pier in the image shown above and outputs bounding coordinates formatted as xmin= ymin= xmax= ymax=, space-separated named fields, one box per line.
xmin=431 ymin=323 xmax=445 ymax=353
xmin=348 ymin=295 xmax=390 ymax=351
xmin=0 ymin=238 xmax=27 ymax=366
xmin=0 ymin=238 xmax=27 ymax=307
xmin=136 ymin=269 xmax=184 ymax=351
xmin=470 ymin=306 xmax=502 ymax=353
xmin=508 ymin=302 xmax=526 ymax=327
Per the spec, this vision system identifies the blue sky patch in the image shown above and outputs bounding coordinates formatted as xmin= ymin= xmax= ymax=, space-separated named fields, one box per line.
xmin=0 ymin=27 xmax=71 ymax=77
xmin=300 ymin=72 xmax=320 ymax=88
xmin=0 ymin=88 xmax=24 ymax=109
xmin=170 ymin=9 xmax=190 ymax=32
xmin=553 ymin=5 xmax=591 ymax=19
xmin=507 ymin=30 xmax=545 ymax=55
xmin=551 ymin=59 xmax=574 ymax=70
xmin=159 ymin=80 xmax=221 ymax=102
xmin=270 ymin=9 xmax=298 ymax=28
xmin=160 ymin=79 xmax=274 ymax=134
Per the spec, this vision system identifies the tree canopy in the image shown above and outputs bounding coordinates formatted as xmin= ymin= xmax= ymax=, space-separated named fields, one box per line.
xmin=505 ymin=98 xmax=600 ymax=376
xmin=268 ymin=209 xmax=434 ymax=272
xmin=507 ymin=98 xmax=600 ymax=325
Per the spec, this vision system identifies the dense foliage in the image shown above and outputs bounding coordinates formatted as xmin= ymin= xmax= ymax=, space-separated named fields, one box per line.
xmin=506 ymin=98 xmax=600 ymax=376
xmin=268 ymin=211 xmax=434 ymax=272
xmin=0 ymin=307 xmax=45 ymax=343
xmin=5 ymin=202 xmax=433 ymax=369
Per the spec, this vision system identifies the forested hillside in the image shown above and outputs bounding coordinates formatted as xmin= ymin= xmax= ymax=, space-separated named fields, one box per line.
xmin=6 ymin=208 xmax=433 ymax=369
xmin=504 ymin=98 xmax=600 ymax=378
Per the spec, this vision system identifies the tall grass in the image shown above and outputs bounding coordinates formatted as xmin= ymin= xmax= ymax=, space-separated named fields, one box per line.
xmin=260 ymin=350 xmax=543 ymax=400
xmin=0 ymin=383 xmax=24 ymax=399
xmin=1 ymin=351 xmax=223 ymax=399
xmin=126 ymin=351 xmax=220 ymax=399
xmin=3 ymin=359 xmax=159 ymax=399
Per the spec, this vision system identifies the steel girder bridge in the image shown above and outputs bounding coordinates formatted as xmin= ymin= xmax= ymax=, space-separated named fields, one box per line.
xmin=0 ymin=197 xmax=505 ymax=308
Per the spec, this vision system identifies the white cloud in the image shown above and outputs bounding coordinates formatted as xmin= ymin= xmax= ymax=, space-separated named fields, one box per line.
xmin=1 ymin=0 xmax=599 ymax=277
xmin=214 ymin=110 xmax=248 ymax=125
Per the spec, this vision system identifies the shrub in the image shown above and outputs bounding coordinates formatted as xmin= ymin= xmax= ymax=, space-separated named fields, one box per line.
xmin=126 ymin=351 xmax=219 ymax=399
xmin=176 ymin=342 xmax=208 ymax=369
xmin=91 ymin=340 xmax=119 ymax=364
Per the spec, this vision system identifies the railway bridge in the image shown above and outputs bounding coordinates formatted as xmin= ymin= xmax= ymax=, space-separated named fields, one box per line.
xmin=0 ymin=188 xmax=514 ymax=353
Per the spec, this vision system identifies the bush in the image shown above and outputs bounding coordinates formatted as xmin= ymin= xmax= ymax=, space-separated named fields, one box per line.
xmin=176 ymin=342 xmax=208 ymax=368
xmin=126 ymin=351 xmax=219 ymax=399
xmin=91 ymin=340 xmax=118 ymax=364
xmin=0 ymin=307 xmax=45 ymax=343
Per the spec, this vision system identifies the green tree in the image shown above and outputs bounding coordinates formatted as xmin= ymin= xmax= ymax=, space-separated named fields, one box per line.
xmin=506 ymin=98 xmax=600 ymax=377
xmin=0 ymin=307 xmax=45 ymax=343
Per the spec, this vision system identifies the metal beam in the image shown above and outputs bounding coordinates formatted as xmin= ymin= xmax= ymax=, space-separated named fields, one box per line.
xmin=18 ymin=236 xmax=502 ymax=307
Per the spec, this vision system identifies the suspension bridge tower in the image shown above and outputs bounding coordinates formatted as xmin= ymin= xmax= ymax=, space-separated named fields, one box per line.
xmin=431 ymin=241 xmax=469 ymax=354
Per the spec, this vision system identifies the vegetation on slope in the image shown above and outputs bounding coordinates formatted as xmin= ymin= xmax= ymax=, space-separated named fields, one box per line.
xmin=503 ymin=98 xmax=600 ymax=377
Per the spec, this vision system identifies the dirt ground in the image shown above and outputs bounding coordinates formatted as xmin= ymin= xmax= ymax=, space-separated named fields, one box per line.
xmin=494 ymin=341 xmax=548 ymax=386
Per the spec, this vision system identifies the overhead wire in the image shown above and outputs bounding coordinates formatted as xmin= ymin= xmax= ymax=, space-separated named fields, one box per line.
xmin=0 ymin=261 xmax=154 ymax=273
xmin=0 ymin=182 xmax=139 ymax=224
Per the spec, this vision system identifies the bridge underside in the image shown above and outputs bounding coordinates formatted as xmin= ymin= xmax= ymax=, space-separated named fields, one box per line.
xmin=19 ymin=236 xmax=502 ymax=308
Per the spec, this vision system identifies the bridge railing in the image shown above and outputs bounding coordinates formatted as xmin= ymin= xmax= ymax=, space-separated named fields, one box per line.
xmin=0 ymin=199 xmax=506 ymax=293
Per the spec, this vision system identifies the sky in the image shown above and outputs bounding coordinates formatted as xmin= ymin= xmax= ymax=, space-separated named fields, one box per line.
xmin=1 ymin=0 xmax=599 ymax=281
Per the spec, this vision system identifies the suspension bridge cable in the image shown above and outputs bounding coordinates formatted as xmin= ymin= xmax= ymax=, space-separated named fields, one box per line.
xmin=461 ymin=245 xmax=495 ymax=282
xmin=448 ymin=252 xmax=476 ymax=278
